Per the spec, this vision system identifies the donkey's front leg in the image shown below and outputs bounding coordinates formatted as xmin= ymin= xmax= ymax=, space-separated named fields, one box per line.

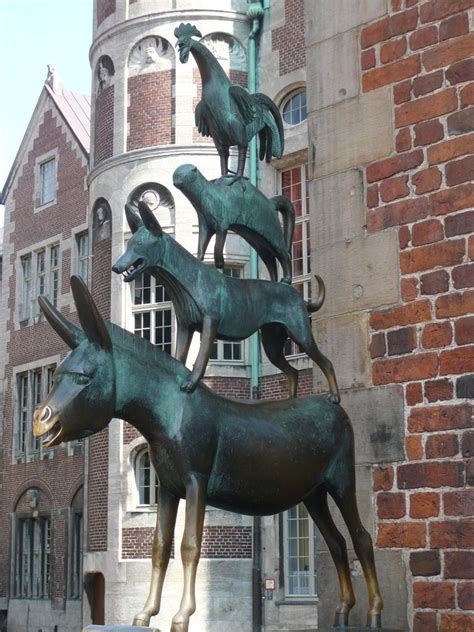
xmin=180 ymin=317 xmax=218 ymax=392
xmin=133 ymin=488 xmax=179 ymax=627
xmin=171 ymin=475 xmax=207 ymax=632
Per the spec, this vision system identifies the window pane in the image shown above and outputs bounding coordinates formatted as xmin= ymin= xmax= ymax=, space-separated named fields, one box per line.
xmin=282 ymin=90 xmax=307 ymax=126
xmin=40 ymin=159 xmax=56 ymax=205
xmin=77 ymin=233 xmax=89 ymax=282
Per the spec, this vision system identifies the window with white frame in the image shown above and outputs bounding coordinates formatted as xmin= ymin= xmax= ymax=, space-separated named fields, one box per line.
xmin=135 ymin=448 xmax=159 ymax=506
xmin=280 ymin=165 xmax=311 ymax=356
xmin=39 ymin=158 xmax=56 ymax=206
xmin=15 ymin=364 xmax=56 ymax=461
xmin=19 ymin=244 xmax=60 ymax=325
xmin=132 ymin=273 xmax=174 ymax=354
xmin=281 ymin=90 xmax=307 ymax=126
xmin=76 ymin=231 xmax=90 ymax=284
xmin=284 ymin=504 xmax=317 ymax=597
xmin=209 ymin=266 xmax=244 ymax=363
xmin=14 ymin=515 xmax=51 ymax=599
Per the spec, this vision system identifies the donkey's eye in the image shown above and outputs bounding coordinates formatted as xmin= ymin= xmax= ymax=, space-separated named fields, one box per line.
xmin=75 ymin=374 xmax=91 ymax=386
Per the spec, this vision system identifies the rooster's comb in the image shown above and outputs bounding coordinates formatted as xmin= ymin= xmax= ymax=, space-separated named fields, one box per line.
xmin=174 ymin=23 xmax=202 ymax=40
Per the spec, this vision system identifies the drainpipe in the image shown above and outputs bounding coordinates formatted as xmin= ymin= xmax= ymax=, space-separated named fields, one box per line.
xmin=247 ymin=7 xmax=266 ymax=631
xmin=247 ymin=1 xmax=265 ymax=401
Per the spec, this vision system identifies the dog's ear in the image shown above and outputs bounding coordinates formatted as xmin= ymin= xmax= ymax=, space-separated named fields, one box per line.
xmin=125 ymin=203 xmax=142 ymax=234
xmin=138 ymin=201 xmax=163 ymax=237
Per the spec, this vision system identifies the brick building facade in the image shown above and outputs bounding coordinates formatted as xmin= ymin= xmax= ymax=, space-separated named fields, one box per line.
xmin=0 ymin=1 xmax=472 ymax=631
xmin=0 ymin=71 xmax=90 ymax=631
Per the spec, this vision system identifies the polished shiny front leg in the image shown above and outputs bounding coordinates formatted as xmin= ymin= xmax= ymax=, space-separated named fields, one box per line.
xmin=133 ymin=488 xmax=179 ymax=627
xmin=171 ymin=476 xmax=207 ymax=632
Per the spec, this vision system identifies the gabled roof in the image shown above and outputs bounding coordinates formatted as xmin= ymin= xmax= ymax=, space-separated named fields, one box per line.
xmin=45 ymin=84 xmax=91 ymax=154
xmin=1 ymin=67 xmax=90 ymax=204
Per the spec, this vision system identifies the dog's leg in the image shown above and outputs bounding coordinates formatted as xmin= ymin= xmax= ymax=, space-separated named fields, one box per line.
xmin=287 ymin=318 xmax=340 ymax=404
xmin=198 ymin=221 xmax=214 ymax=261
xmin=180 ymin=316 xmax=218 ymax=392
xmin=214 ymin=230 xmax=228 ymax=269
xmin=261 ymin=324 xmax=298 ymax=397
xmin=176 ymin=323 xmax=194 ymax=364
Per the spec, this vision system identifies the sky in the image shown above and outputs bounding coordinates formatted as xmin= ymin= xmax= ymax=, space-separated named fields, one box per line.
xmin=0 ymin=0 xmax=93 ymax=219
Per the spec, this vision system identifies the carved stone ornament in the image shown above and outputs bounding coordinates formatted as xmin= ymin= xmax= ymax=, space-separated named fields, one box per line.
xmin=201 ymin=32 xmax=246 ymax=72
xmin=128 ymin=36 xmax=174 ymax=76
xmin=97 ymin=56 xmax=115 ymax=95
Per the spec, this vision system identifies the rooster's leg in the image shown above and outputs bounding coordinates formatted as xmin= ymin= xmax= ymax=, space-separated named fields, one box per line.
xmin=220 ymin=150 xmax=229 ymax=176
xmin=236 ymin=146 xmax=247 ymax=178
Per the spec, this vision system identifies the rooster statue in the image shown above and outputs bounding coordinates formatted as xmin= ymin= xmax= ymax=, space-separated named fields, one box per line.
xmin=175 ymin=23 xmax=284 ymax=180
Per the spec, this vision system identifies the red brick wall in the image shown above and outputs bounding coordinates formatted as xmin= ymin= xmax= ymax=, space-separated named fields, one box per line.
xmin=272 ymin=0 xmax=306 ymax=76
xmin=96 ymin=0 xmax=115 ymax=27
xmin=86 ymin=231 xmax=112 ymax=552
xmin=127 ymin=71 xmax=175 ymax=150
xmin=361 ymin=2 xmax=473 ymax=629
xmin=0 ymin=104 xmax=87 ymax=601
xmin=94 ymin=85 xmax=114 ymax=165
xmin=122 ymin=525 xmax=251 ymax=559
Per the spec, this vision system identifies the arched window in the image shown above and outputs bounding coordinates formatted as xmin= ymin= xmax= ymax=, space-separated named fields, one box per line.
xmin=281 ymin=90 xmax=307 ymax=126
xmin=135 ymin=449 xmax=159 ymax=506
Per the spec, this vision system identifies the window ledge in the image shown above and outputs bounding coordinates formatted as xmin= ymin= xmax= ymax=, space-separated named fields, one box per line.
xmin=274 ymin=597 xmax=319 ymax=606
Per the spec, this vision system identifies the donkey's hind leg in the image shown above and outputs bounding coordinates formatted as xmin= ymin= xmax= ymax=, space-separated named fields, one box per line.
xmin=325 ymin=453 xmax=383 ymax=628
xmin=304 ymin=486 xmax=355 ymax=627
xmin=133 ymin=488 xmax=179 ymax=626
xmin=261 ymin=323 xmax=298 ymax=396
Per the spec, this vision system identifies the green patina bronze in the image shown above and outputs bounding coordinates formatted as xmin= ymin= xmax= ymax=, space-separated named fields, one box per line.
xmin=174 ymin=23 xmax=284 ymax=180
xmin=112 ymin=201 xmax=340 ymax=403
xmin=173 ymin=164 xmax=294 ymax=283
xmin=34 ymin=276 xmax=383 ymax=631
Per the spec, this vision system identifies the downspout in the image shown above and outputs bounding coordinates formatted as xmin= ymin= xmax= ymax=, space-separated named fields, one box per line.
xmin=247 ymin=6 xmax=266 ymax=631
xmin=248 ymin=2 xmax=264 ymax=401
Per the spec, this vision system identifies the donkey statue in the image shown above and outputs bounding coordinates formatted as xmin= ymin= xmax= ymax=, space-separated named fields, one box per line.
xmin=112 ymin=201 xmax=340 ymax=403
xmin=33 ymin=276 xmax=383 ymax=631
xmin=173 ymin=164 xmax=294 ymax=283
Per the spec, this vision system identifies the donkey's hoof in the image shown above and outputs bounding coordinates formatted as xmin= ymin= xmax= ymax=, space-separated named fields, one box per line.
xmin=333 ymin=611 xmax=349 ymax=627
xmin=328 ymin=391 xmax=341 ymax=405
xmin=180 ymin=380 xmax=196 ymax=393
xmin=133 ymin=612 xmax=151 ymax=627
xmin=170 ymin=622 xmax=189 ymax=632
xmin=367 ymin=612 xmax=382 ymax=629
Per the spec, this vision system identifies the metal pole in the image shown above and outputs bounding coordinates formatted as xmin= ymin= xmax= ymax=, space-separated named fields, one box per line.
xmin=247 ymin=2 xmax=264 ymax=402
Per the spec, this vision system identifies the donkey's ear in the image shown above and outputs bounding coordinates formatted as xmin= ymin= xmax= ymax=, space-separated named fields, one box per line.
xmin=138 ymin=201 xmax=163 ymax=237
xmin=125 ymin=203 xmax=142 ymax=234
xmin=39 ymin=295 xmax=84 ymax=349
xmin=70 ymin=276 xmax=112 ymax=350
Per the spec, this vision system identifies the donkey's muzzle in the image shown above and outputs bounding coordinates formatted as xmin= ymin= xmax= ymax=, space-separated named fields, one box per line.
xmin=33 ymin=405 xmax=64 ymax=448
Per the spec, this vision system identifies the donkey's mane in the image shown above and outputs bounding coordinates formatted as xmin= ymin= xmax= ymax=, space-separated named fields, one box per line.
xmin=105 ymin=321 xmax=189 ymax=379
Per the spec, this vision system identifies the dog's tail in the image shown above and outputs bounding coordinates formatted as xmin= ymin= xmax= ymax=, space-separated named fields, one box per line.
xmin=271 ymin=195 xmax=295 ymax=252
xmin=306 ymin=275 xmax=326 ymax=313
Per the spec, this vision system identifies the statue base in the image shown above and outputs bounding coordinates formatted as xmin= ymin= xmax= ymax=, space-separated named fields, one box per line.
xmin=83 ymin=626 xmax=160 ymax=632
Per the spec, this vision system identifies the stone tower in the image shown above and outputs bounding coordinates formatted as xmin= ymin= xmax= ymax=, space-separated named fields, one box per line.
xmin=85 ymin=1 xmax=255 ymax=629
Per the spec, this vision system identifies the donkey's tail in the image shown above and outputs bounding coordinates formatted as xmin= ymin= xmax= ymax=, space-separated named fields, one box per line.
xmin=306 ymin=275 xmax=326 ymax=313
xmin=271 ymin=195 xmax=295 ymax=252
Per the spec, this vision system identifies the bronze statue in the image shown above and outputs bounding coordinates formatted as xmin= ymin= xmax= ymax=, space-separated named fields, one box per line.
xmin=174 ymin=23 xmax=284 ymax=180
xmin=173 ymin=164 xmax=294 ymax=283
xmin=112 ymin=201 xmax=340 ymax=403
xmin=33 ymin=276 xmax=383 ymax=631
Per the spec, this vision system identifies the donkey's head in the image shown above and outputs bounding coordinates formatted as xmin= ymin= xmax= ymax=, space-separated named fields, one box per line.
xmin=112 ymin=201 xmax=165 ymax=283
xmin=33 ymin=276 xmax=115 ymax=448
xmin=174 ymin=23 xmax=202 ymax=64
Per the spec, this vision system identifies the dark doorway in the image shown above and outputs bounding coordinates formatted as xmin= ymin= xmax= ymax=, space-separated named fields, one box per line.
xmin=87 ymin=572 xmax=105 ymax=625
